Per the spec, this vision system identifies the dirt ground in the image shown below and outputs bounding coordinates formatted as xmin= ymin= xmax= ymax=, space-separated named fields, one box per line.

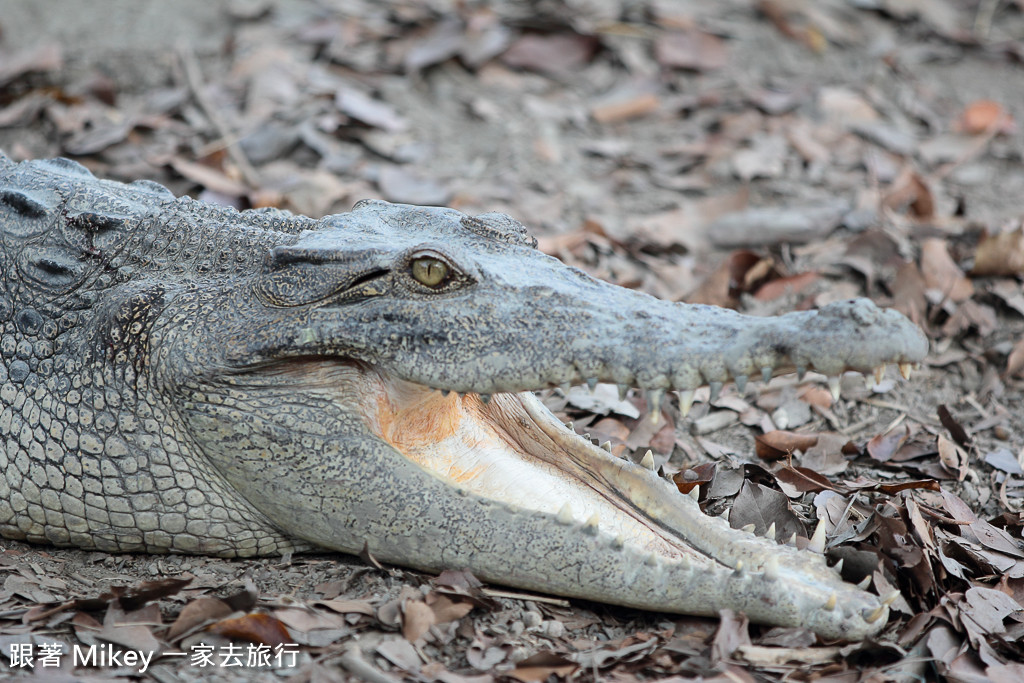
xmin=1 ymin=0 xmax=1024 ymax=681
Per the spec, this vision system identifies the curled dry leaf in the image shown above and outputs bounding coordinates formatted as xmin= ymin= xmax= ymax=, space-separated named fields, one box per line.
xmin=755 ymin=431 xmax=819 ymax=461
xmin=972 ymin=225 xmax=1024 ymax=277
xmin=166 ymin=597 xmax=234 ymax=641
xmin=507 ymin=652 xmax=578 ymax=682
xmin=672 ymin=462 xmax=716 ymax=495
xmin=957 ymin=100 xmax=1013 ymax=135
xmin=920 ymin=238 xmax=974 ymax=303
xmin=500 ymin=33 xmax=600 ymax=74
xmin=401 ymin=599 xmax=435 ymax=642
xmin=208 ymin=613 xmax=292 ymax=647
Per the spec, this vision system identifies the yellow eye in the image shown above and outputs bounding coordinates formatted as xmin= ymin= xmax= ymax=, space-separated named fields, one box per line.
xmin=411 ymin=257 xmax=449 ymax=288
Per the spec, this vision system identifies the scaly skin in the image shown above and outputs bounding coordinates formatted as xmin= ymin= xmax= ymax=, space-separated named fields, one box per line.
xmin=0 ymin=154 xmax=927 ymax=640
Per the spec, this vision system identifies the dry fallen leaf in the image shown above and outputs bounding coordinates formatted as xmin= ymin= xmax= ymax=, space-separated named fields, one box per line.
xmin=957 ymin=100 xmax=1013 ymax=135
xmin=973 ymin=225 xmax=1024 ymax=277
xmin=920 ymin=238 xmax=974 ymax=303
xmin=755 ymin=431 xmax=819 ymax=461
xmin=208 ymin=613 xmax=292 ymax=647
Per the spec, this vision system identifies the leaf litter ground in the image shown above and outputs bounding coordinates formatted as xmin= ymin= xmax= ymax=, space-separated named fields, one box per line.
xmin=1 ymin=0 xmax=1023 ymax=680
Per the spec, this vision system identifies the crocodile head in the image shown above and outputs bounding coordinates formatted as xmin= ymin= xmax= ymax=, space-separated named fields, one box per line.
xmin=0 ymin=156 xmax=927 ymax=640
xmin=172 ymin=199 xmax=925 ymax=640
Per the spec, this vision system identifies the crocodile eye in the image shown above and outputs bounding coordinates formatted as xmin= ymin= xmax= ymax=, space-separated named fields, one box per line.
xmin=410 ymin=257 xmax=449 ymax=288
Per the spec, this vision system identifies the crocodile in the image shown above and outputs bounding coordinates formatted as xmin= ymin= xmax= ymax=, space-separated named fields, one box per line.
xmin=0 ymin=153 xmax=927 ymax=640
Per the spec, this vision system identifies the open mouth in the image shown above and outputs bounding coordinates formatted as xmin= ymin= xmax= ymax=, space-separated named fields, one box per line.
xmin=257 ymin=358 xmax=896 ymax=639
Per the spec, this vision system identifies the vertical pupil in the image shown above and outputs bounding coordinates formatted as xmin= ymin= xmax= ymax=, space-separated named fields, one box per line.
xmin=415 ymin=258 xmax=447 ymax=286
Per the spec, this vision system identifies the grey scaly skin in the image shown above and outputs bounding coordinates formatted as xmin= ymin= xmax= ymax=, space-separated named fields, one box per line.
xmin=0 ymin=154 xmax=927 ymax=640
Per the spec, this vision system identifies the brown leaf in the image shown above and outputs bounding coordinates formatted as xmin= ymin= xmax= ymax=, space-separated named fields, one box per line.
xmin=335 ymin=88 xmax=407 ymax=132
xmin=867 ymin=426 xmax=909 ymax=463
xmin=507 ymin=652 xmax=578 ymax=682
xmin=891 ymin=260 xmax=928 ymax=326
xmin=885 ymin=170 xmax=934 ymax=220
xmin=876 ymin=479 xmax=941 ymax=494
xmin=938 ymin=433 xmax=968 ymax=481
xmin=672 ymin=462 xmax=716 ymax=495
xmin=209 ymin=613 xmax=292 ymax=647
xmin=591 ymin=92 xmax=660 ymax=124
xmin=0 ymin=43 xmax=62 ymax=87
xmin=957 ymin=100 xmax=1013 ymax=135
xmin=920 ymin=238 xmax=974 ymax=303
xmin=166 ymin=597 xmax=234 ymax=642
xmin=313 ymin=599 xmax=375 ymax=616
xmin=401 ymin=599 xmax=435 ymax=642
xmin=938 ymin=405 xmax=971 ymax=446
xmin=754 ymin=271 xmax=820 ymax=301
xmin=426 ymin=594 xmax=474 ymax=624
xmin=774 ymin=465 xmax=842 ymax=494
xmin=730 ymin=481 xmax=802 ymax=540
xmin=973 ymin=225 xmax=1024 ymax=276
xmin=755 ymin=431 xmax=819 ymax=461
xmin=654 ymin=30 xmax=727 ymax=71
xmin=1006 ymin=338 xmax=1024 ymax=378
xmin=500 ymin=34 xmax=599 ymax=75
xmin=169 ymin=157 xmax=248 ymax=196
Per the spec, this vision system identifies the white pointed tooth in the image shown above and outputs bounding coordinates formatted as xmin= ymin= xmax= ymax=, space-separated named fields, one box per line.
xmin=644 ymin=553 xmax=659 ymax=567
xmin=761 ymin=366 xmax=772 ymax=384
xmin=828 ymin=375 xmax=841 ymax=401
xmin=882 ymin=590 xmax=901 ymax=606
xmin=734 ymin=560 xmax=744 ymax=574
xmin=796 ymin=365 xmax=807 ymax=381
xmin=734 ymin=374 xmax=748 ymax=394
xmin=741 ymin=524 xmax=756 ymax=534
xmin=824 ymin=593 xmax=837 ymax=610
xmin=857 ymin=576 xmax=872 ymax=591
xmin=874 ymin=366 xmax=885 ymax=385
xmin=763 ymin=555 xmax=779 ymax=580
xmin=862 ymin=605 xmax=886 ymax=624
xmin=678 ymin=389 xmax=695 ymax=418
xmin=618 ymin=383 xmax=629 ymax=401
xmin=612 ymin=535 xmax=625 ymax=550
xmin=866 ymin=373 xmax=876 ymax=390
xmin=556 ymin=502 xmax=575 ymax=525
xmin=587 ymin=377 xmax=598 ymax=391
xmin=765 ymin=522 xmax=776 ymax=541
xmin=640 ymin=450 xmax=656 ymax=470
xmin=808 ymin=519 xmax=828 ymax=553
xmin=688 ymin=485 xmax=700 ymax=502
xmin=584 ymin=513 xmax=600 ymax=535
xmin=646 ymin=389 xmax=663 ymax=423
xmin=601 ymin=441 xmax=612 ymax=452
xmin=833 ymin=558 xmax=844 ymax=575
xmin=787 ymin=533 xmax=798 ymax=546
xmin=678 ymin=554 xmax=691 ymax=570
xmin=565 ymin=421 xmax=574 ymax=431
xmin=708 ymin=380 xmax=723 ymax=402
xmin=559 ymin=382 xmax=571 ymax=395
xmin=899 ymin=362 xmax=912 ymax=379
